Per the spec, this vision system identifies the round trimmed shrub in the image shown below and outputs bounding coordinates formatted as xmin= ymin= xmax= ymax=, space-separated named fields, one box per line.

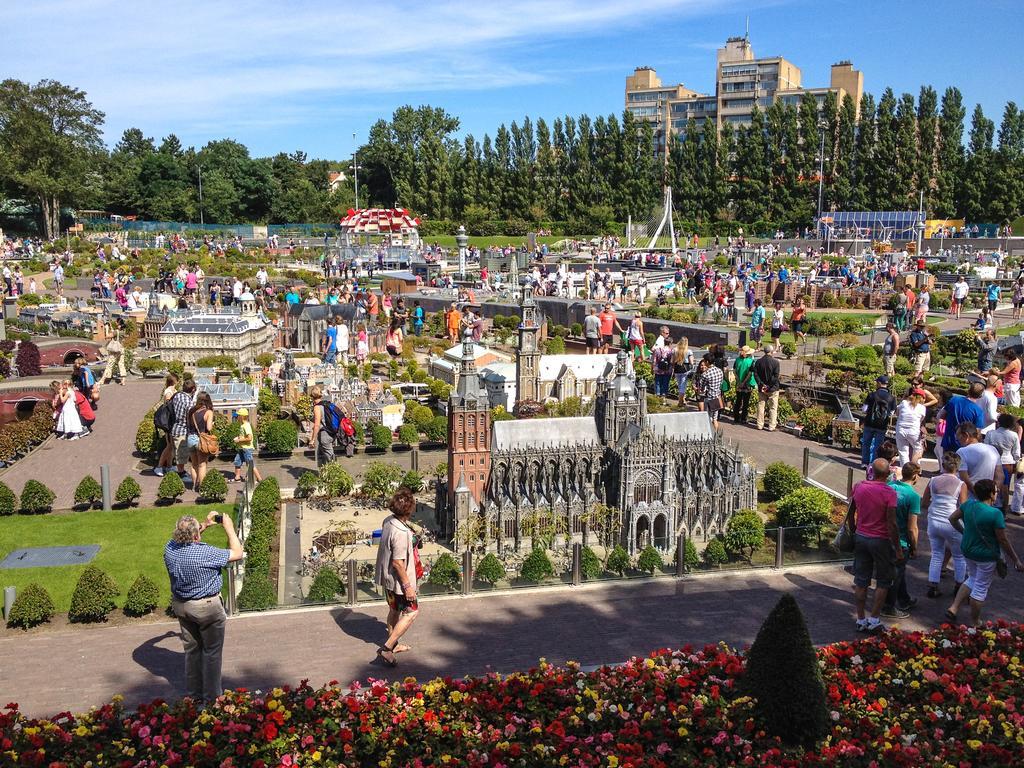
xmin=258 ymin=388 xmax=281 ymax=416
xmin=135 ymin=411 xmax=157 ymax=454
xmin=296 ymin=471 xmax=318 ymax=498
xmin=798 ymin=406 xmax=832 ymax=442
xmin=123 ymin=575 xmax=160 ymax=617
xmin=198 ymin=471 xmax=228 ymax=502
xmin=237 ymin=573 xmax=277 ymax=610
xmin=74 ymin=475 xmax=103 ymax=508
xmin=776 ymin=487 xmax=832 ymax=546
xmin=20 ymin=480 xmax=55 ymax=514
xmin=474 ymin=552 xmax=505 ymax=585
xmin=428 ymin=553 xmax=462 ymax=591
xmin=397 ymin=424 xmax=419 ymax=446
xmin=0 ymin=481 xmax=16 ymax=516
xmin=262 ymin=419 xmax=298 ymax=454
xmin=636 ymin=545 xmax=663 ymax=574
xmin=763 ymin=462 xmax=802 ymax=502
xmin=411 ymin=405 xmax=434 ymax=431
xmin=115 ymin=476 xmax=142 ymax=507
xmin=69 ymin=565 xmax=120 ymax=623
xmin=725 ymin=510 xmax=767 ymax=563
xmin=6 ymin=583 xmax=55 ymax=629
xmin=370 ymin=424 xmax=392 ymax=451
xmin=520 ymin=548 xmax=555 ymax=583
xmin=399 ymin=470 xmax=423 ymax=493
xmin=580 ymin=546 xmax=602 ymax=579
xmin=424 ymin=415 xmax=448 ymax=442
xmin=15 ymin=341 xmax=41 ymax=376
xmin=318 ymin=464 xmax=354 ymax=498
xmin=157 ymin=472 xmax=185 ymax=502
xmin=606 ymin=545 xmax=630 ymax=576
xmin=306 ymin=567 xmax=344 ymax=603
xmin=702 ymin=538 xmax=728 ymax=567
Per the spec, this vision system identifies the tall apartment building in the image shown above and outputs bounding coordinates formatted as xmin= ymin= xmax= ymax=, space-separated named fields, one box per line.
xmin=625 ymin=37 xmax=863 ymax=151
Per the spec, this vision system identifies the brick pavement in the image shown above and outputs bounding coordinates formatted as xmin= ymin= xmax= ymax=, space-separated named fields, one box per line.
xmin=3 ymin=522 xmax=1023 ymax=719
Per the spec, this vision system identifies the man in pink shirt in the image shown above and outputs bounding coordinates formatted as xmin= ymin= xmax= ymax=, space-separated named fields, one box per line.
xmin=844 ymin=458 xmax=902 ymax=633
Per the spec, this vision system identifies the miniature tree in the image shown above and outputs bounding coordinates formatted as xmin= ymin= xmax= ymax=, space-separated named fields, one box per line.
xmin=114 ymin=476 xmax=142 ymax=507
xmin=6 ymin=583 xmax=55 ymax=629
xmin=702 ymin=538 xmax=728 ymax=567
xmin=580 ymin=546 xmax=602 ymax=579
xmin=15 ymin=341 xmax=41 ymax=376
xmin=198 ymin=471 xmax=228 ymax=502
xmin=474 ymin=553 xmax=505 ymax=585
xmin=763 ymin=462 xmax=802 ymax=502
xmin=399 ymin=470 xmax=423 ymax=493
xmin=123 ymin=575 xmax=160 ymax=617
xmin=360 ymin=462 xmax=403 ymax=503
xmin=69 ymin=565 xmax=120 ymax=623
xmin=74 ymin=475 xmax=103 ymax=509
xmin=397 ymin=424 xmax=419 ymax=446
xmin=20 ymin=480 xmax=55 ymax=514
xmin=318 ymin=464 xmax=353 ymax=499
xmin=157 ymin=472 xmax=186 ymax=503
xmin=744 ymin=594 xmax=828 ymax=746
xmin=428 ymin=553 xmax=462 ymax=591
xmin=724 ymin=510 xmax=767 ymax=563
xmin=370 ymin=424 xmax=393 ymax=451
xmin=606 ymin=545 xmax=630 ymax=576
xmin=306 ymin=567 xmax=345 ymax=603
xmin=636 ymin=545 xmax=663 ymax=574
xmin=296 ymin=471 xmax=319 ymax=499
xmin=0 ymin=481 xmax=16 ymax=516
xmin=520 ymin=548 xmax=555 ymax=583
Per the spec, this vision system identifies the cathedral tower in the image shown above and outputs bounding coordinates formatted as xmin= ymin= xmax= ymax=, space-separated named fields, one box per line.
xmin=447 ymin=339 xmax=492 ymax=517
xmin=515 ymin=286 xmax=541 ymax=405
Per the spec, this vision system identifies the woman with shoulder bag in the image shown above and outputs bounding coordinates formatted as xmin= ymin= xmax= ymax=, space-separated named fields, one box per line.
xmin=672 ymin=338 xmax=695 ymax=407
xmin=187 ymin=392 xmax=217 ymax=491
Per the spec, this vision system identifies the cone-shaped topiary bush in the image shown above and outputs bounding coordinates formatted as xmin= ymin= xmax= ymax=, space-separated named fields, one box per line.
xmin=306 ymin=567 xmax=344 ymax=603
xmin=237 ymin=572 xmax=276 ymax=610
xmin=636 ymin=544 xmax=663 ymax=574
xmin=69 ymin=565 xmax=121 ymax=623
xmin=0 ymin=480 xmax=16 ymax=516
xmin=580 ymin=546 xmax=602 ymax=579
xmin=20 ymin=479 xmax=55 ymax=514
xmin=115 ymin=476 xmax=142 ymax=507
xmin=123 ymin=575 xmax=160 ymax=617
xmin=198 ymin=471 xmax=228 ymax=502
xmin=743 ymin=593 xmax=829 ymax=747
xmin=74 ymin=475 xmax=103 ymax=508
xmin=520 ymin=548 xmax=555 ymax=583
xmin=702 ymin=538 xmax=728 ymax=566
xmin=474 ymin=552 xmax=505 ymax=585
xmin=674 ymin=538 xmax=699 ymax=571
xmin=157 ymin=472 xmax=185 ymax=502
xmin=6 ymin=583 xmax=55 ymax=629
xmin=763 ymin=461 xmax=803 ymax=502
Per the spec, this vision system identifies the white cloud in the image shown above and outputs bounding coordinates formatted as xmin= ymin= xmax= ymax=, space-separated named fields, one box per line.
xmin=1 ymin=0 xmax=749 ymax=149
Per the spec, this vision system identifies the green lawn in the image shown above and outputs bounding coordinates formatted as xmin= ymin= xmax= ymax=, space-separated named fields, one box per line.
xmin=0 ymin=503 xmax=234 ymax=613
xmin=997 ymin=324 xmax=1024 ymax=336
xmin=422 ymin=234 xmax=573 ymax=248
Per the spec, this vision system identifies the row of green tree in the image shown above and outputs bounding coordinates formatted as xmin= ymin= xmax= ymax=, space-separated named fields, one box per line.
xmin=1 ymin=78 xmax=1022 ymax=238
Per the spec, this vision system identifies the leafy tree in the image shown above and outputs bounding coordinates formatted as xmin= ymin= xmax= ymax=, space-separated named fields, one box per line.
xmin=14 ymin=341 xmax=40 ymax=376
xmin=157 ymin=472 xmax=186 ymax=503
xmin=724 ymin=510 xmax=767 ymax=562
xmin=318 ymin=464 xmax=353 ymax=498
xmin=0 ymin=79 xmax=105 ymax=237
xmin=702 ymin=538 xmax=728 ymax=566
xmin=74 ymin=475 xmax=103 ymax=508
xmin=916 ymin=86 xmax=939 ymax=211
xmin=0 ymin=481 xmax=16 ymax=516
xmin=606 ymin=545 xmax=630 ymax=576
xmin=850 ymin=92 xmax=877 ymax=210
xmin=989 ymin=102 xmax=1024 ymax=223
xmin=198 ymin=471 xmax=228 ymax=502
xmin=399 ymin=470 xmax=423 ymax=493
xmin=114 ymin=477 xmax=142 ymax=507
xmin=20 ymin=479 xmax=55 ymax=514
xmin=636 ymin=545 xmax=663 ymax=574
xmin=428 ymin=553 xmax=462 ymax=590
xmin=306 ymin=567 xmax=344 ymax=603
xmin=474 ymin=552 xmax=505 ymax=585
xmin=763 ymin=462 xmax=803 ymax=501
xmin=935 ymin=87 xmax=966 ymax=217
xmin=519 ymin=548 xmax=555 ymax=583
xmin=960 ymin=105 xmax=995 ymax=222
xmin=360 ymin=461 xmax=403 ymax=503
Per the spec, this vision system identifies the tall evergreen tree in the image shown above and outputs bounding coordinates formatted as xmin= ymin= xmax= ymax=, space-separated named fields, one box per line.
xmin=916 ymin=86 xmax=939 ymax=212
xmin=850 ymin=93 xmax=877 ymax=210
xmin=533 ymin=118 xmax=557 ymax=220
xmin=989 ymin=102 xmax=1024 ymax=223
xmin=833 ymin=94 xmax=858 ymax=210
xmin=717 ymin=122 xmax=736 ymax=221
xmin=670 ymin=119 xmax=700 ymax=220
xmin=820 ymin=91 xmax=840 ymax=214
xmin=935 ymin=87 xmax=965 ymax=218
xmin=895 ymin=93 xmax=921 ymax=209
xmin=960 ymin=105 xmax=994 ymax=222
xmin=734 ymin=107 xmax=770 ymax=223
xmin=870 ymin=89 xmax=902 ymax=209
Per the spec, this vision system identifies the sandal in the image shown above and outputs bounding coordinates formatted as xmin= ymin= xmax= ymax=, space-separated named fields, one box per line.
xmin=393 ymin=644 xmax=412 ymax=654
xmin=943 ymin=609 xmax=958 ymax=624
xmin=377 ymin=646 xmax=398 ymax=667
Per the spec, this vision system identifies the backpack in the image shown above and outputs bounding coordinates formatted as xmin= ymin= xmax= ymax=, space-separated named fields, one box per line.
xmin=867 ymin=393 xmax=892 ymax=428
xmin=321 ymin=401 xmax=343 ymax=436
xmin=340 ymin=416 xmax=356 ymax=437
xmin=154 ymin=400 xmax=175 ymax=432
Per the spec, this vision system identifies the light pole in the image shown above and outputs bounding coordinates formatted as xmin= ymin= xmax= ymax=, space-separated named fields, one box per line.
xmin=816 ymin=118 xmax=826 ymax=225
xmin=455 ymin=224 xmax=469 ymax=279
xmin=352 ymin=133 xmax=359 ymax=211
xmin=196 ymin=165 xmax=204 ymax=227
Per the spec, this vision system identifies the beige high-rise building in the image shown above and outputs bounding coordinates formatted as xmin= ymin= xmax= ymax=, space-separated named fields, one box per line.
xmin=625 ymin=37 xmax=863 ymax=152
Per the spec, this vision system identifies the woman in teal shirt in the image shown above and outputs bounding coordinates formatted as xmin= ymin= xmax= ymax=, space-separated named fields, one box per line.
xmin=947 ymin=479 xmax=1023 ymax=625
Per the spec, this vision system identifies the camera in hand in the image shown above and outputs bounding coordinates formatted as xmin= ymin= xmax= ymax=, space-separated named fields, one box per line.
xmin=214 ymin=514 xmax=223 ymax=524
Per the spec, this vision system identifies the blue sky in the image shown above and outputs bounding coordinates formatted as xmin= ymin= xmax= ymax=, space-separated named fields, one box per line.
xmin=3 ymin=0 xmax=1021 ymax=160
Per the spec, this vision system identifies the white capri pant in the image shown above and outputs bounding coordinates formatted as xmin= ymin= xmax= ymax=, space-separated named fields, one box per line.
xmin=964 ymin=559 xmax=998 ymax=601
xmin=896 ymin=431 xmax=922 ymax=465
xmin=1006 ymin=382 xmax=1021 ymax=408
xmin=927 ymin=517 xmax=966 ymax=584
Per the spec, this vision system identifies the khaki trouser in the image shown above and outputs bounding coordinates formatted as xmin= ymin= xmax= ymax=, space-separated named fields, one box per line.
xmin=914 ymin=352 xmax=931 ymax=375
xmin=102 ymin=352 xmax=127 ymax=382
xmin=883 ymin=354 xmax=896 ymax=376
xmin=757 ymin=389 xmax=779 ymax=431
xmin=171 ymin=595 xmax=227 ymax=704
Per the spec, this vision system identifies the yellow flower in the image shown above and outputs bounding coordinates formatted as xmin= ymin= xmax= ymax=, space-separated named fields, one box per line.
xmin=967 ymin=740 xmax=983 ymax=750
xmin=449 ymin=691 xmax=464 ymax=704
xmin=312 ymin=751 xmax=322 ymax=762
xmin=267 ymin=699 xmax=278 ymax=711
xmin=678 ymin=726 xmax=689 ymax=737
xmin=75 ymin=726 xmax=89 ymax=737
xmin=608 ymin=757 xmax=619 ymax=768
xmin=644 ymin=658 xmax=656 ymax=669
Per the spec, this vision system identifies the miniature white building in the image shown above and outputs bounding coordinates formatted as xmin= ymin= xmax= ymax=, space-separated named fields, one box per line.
xmin=155 ymin=293 xmax=275 ymax=369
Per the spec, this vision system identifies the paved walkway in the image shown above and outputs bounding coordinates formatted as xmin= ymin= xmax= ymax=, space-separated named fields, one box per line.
xmin=3 ymin=515 xmax=1023 ymax=718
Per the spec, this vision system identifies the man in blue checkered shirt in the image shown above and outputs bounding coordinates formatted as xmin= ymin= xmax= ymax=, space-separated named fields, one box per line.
xmin=164 ymin=511 xmax=243 ymax=704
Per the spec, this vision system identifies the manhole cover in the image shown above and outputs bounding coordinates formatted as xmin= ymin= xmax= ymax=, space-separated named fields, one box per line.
xmin=0 ymin=545 xmax=101 ymax=569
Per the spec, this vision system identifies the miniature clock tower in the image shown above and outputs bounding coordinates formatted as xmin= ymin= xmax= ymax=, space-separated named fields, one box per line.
xmin=447 ymin=339 xmax=492 ymax=531
xmin=515 ymin=286 xmax=541 ymax=404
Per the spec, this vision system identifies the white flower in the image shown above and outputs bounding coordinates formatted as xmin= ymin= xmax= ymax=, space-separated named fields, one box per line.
xmin=941 ymin=639 xmax=953 ymax=648
xmin=831 ymin=711 xmax=840 ymax=721
xmin=851 ymin=654 xmax=863 ymax=665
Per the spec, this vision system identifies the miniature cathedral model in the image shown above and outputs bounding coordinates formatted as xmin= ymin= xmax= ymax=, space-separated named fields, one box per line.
xmin=440 ymin=287 xmax=757 ymax=555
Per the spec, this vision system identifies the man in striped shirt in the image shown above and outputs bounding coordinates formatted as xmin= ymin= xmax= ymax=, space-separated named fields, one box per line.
xmin=164 ymin=512 xmax=243 ymax=704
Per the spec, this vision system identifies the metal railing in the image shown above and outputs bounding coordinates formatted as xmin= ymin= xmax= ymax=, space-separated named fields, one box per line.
xmin=225 ymin=460 xmax=256 ymax=615
xmin=802 ymin=446 xmax=854 ymax=502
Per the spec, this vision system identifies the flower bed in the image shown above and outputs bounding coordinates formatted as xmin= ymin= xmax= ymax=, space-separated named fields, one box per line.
xmin=2 ymin=623 xmax=1023 ymax=766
